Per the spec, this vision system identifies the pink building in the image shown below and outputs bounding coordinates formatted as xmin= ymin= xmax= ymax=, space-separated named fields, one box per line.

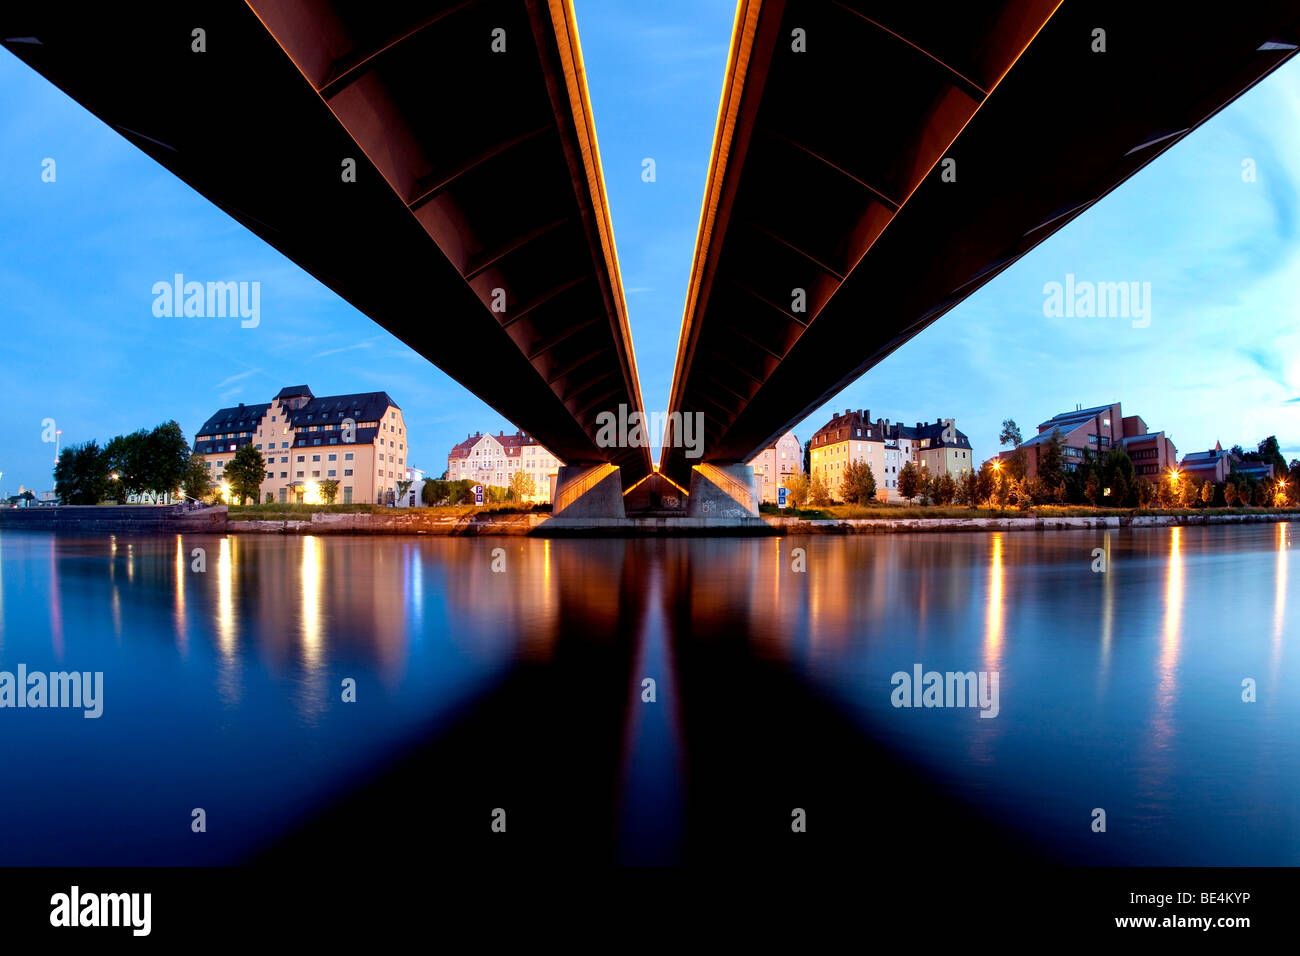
xmin=1004 ymin=402 xmax=1177 ymax=480
xmin=747 ymin=430 xmax=802 ymax=503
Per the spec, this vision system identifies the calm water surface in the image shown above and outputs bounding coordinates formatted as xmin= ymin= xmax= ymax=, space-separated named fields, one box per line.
xmin=0 ymin=525 xmax=1295 ymax=865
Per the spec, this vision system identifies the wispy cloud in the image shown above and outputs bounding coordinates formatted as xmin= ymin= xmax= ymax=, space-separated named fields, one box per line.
xmin=312 ymin=340 xmax=376 ymax=359
xmin=216 ymin=368 xmax=261 ymax=389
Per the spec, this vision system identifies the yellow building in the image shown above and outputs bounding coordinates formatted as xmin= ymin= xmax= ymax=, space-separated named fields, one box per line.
xmin=195 ymin=385 xmax=409 ymax=505
xmin=809 ymin=409 xmax=974 ymax=502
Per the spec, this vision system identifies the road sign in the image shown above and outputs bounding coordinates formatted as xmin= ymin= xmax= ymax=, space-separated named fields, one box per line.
xmin=473 ymin=484 xmax=484 ymax=505
xmin=778 ymin=487 xmax=788 ymax=508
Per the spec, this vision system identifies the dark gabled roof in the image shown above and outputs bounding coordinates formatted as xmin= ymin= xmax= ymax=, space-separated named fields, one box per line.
xmin=901 ymin=420 xmax=972 ymax=450
xmin=196 ymin=386 xmax=400 ymax=458
xmin=197 ymin=403 xmax=272 ymax=436
xmin=447 ymin=430 xmax=549 ymax=458
xmin=287 ymin=391 xmax=398 ymax=428
xmin=448 ymin=433 xmax=483 ymax=457
xmin=811 ymin=410 xmax=970 ymax=449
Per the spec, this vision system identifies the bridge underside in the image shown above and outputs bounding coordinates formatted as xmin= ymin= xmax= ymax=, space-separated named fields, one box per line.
xmin=661 ymin=0 xmax=1300 ymax=488
xmin=2 ymin=0 xmax=651 ymax=485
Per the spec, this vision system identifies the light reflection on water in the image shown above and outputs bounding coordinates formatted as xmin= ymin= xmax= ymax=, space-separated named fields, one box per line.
xmin=0 ymin=524 xmax=1294 ymax=865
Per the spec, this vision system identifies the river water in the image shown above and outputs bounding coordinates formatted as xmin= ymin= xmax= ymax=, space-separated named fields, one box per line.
xmin=0 ymin=525 xmax=1294 ymax=866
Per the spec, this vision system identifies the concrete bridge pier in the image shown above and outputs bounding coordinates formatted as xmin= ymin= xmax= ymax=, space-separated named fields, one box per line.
xmin=551 ymin=463 xmax=627 ymax=519
xmin=687 ymin=463 xmax=760 ymax=518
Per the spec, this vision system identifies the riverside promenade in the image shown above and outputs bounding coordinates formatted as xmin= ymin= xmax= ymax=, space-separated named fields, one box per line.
xmin=3 ymin=505 xmax=1297 ymax=537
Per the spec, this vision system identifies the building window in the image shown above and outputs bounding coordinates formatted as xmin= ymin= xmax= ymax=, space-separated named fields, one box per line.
xmin=344 ymin=469 xmax=353 ymax=476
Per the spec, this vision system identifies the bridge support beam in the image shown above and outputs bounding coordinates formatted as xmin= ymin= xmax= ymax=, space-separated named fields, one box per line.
xmin=687 ymin=463 xmax=760 ymax=518
xmin=551 ymin=463 xmax=626 ymax=519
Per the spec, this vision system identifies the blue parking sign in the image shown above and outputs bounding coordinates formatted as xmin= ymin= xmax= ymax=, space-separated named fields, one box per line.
xmin=778 ymin=487 xmax=788 ymax=508
xmin=473 ymin=484 xmax=484 ymax=505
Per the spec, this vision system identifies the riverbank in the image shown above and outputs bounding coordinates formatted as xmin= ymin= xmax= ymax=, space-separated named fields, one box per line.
xmin=3 ymin=504 xmax=1297 ymax=536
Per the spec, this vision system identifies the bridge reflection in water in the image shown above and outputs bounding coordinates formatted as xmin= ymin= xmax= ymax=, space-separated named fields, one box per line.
xmin=0 ymin=526 xmax=1295 ymax=866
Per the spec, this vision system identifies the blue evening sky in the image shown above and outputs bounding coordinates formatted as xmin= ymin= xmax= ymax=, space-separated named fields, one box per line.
xmin=0 ymin=1 xmax=1297 ymax=495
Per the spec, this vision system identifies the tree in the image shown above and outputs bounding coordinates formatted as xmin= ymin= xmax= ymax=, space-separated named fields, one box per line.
xmin=897 ymin=461 xmax=922 ymax=503
xmin=935 ymin=472 xmax=958 ymax=506
xmin=802 ymin=440 xmax=811 ymax=477
xmin=924 ymin=473 xmax=942 ymax=504
xmin=808 ymin=473 xmax=831 ymax=507
xmin=1253 ymin=481 xmax=1270 ymax=507
xmin=182 ymin=449 xmax=213 ymax=502
xmin=422 ymin=480 xmax=441 ymax=506
xmin=104 ymin=430 xmax=148 ymax=502
xmin=223 ymin=444 xmax=266 ymax=505
xmin=1101 ymin=448 xmax=1135 ymax=507
xmin=785 ymin=472 xmax=809 ymax=509
xmin=999 ymin=419 xmax=1022 ymax=448
xmin=54 ymin=441 xmax=109 ymax=505
xmin=1254 ymin=436 xmax=1287 ymax=476
xmin=1235 ymin=479 xmax=1251 ymax=508
xmin=318 ymin=479 xmax=340 ymax=504
xmin=1157 ymin=475 xmax=1178 ymax=508
xmin=144 ymin=420 xmax=191 ymax=496
xmin=508 ymin=470 xmax=537 ymax=501
xmin=1200 ymin=480 xmax=1214 ymax=507
xmin=975 ymin=461 xmax=996 ymax=505
xmin=956 ymin=470 xmax=975 ymax=507
xmin=840 ymin=460 xmax=877 ymax=504
xmin=1179 ymin=478 xmax=1200 ymax=509
xmin=1223 ymin=482 xmax=1238 ymax=507
xmin=991 ymin=469 xmax=1012 ymax=509
xmin=1037 ymin=428 xmax=1065 ymax=489
xmin=1137 ymin=478 xmax=1157 ymax=509
xmin=1014 ymin=477 xmax=1035 ymax=511
xmin=1084 ymin=471 xmax=1100 ymax=506
xmin=395 ymin=479 xmax=414 ymax=505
